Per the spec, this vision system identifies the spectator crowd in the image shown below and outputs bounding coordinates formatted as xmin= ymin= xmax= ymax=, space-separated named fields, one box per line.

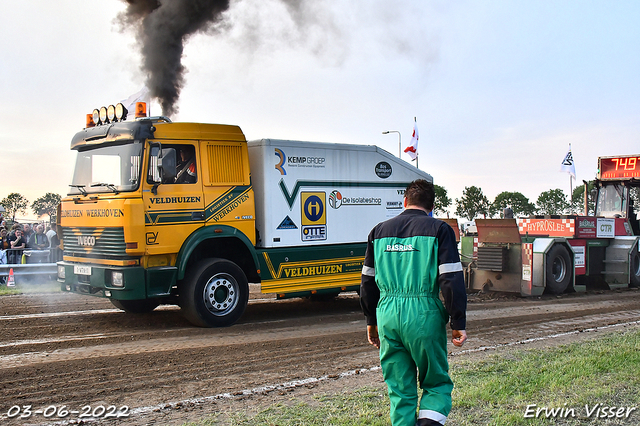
xmin=0 ymin=212 xmax=60 ymax=265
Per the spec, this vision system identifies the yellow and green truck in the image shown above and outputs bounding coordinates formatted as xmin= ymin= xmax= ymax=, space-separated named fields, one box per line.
xmin=57 ymin=103 xmax=432 ymax=326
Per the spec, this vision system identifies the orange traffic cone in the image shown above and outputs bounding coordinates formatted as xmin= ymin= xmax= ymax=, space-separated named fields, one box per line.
xmin=7 ymin=268 xmax=15 ymax=287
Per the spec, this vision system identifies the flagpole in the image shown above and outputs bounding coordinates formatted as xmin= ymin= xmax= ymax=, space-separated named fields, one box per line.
xmin=401 ymin=117 xmax=419 ymax=165
xmin=414 ymin=117 xmax=418 ymax=169
xmin=570 ymin=175 xmax=573 ymax=204
xmin=569 ymin=143 xmax=572 ymax=201
xmin=560 ymin=143 xmax=576 ymax=206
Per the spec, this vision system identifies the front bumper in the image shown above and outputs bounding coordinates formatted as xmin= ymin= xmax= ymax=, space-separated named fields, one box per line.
xmin=57 ymin=261 xmax=146 ymax=300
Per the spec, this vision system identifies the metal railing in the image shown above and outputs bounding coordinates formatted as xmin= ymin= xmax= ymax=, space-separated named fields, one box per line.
xmin=0 ymin=248 xmax=62 ymax=278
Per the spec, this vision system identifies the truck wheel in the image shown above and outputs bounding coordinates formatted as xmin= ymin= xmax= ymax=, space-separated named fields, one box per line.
xmin=180 ymin=258 xmax=249 ymax=327
xmin=545 ymin=245 xmax=572 ymax=294
xmin=629 ymin=245 xmax=640 ymax=288
xmin=111 ymin=299 xmax=160 ymax=313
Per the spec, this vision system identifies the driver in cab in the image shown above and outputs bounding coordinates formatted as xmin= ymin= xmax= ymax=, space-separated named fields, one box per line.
xmin=176 ymin=147 xmax=197 ymax=184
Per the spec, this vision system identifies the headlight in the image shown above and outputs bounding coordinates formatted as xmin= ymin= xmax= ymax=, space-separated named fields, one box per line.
xmin=111 ymin=271 xmax=124 ymax=287
xmin=107 ymin=105 xmax=116 ymax=122
xmin=92 ymin=109 xmax=100 ymax=125
xmin=99 ymin=106 xmax=108 ymax=124
xmin=115 ymin=103 xmax=128 ymax=121
xmin=57 ymin=265 xmax=66 ymax=279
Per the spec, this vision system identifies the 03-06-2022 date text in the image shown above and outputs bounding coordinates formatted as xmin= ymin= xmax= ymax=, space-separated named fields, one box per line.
xmin=5 ymin=404 xmax=130 ymax=420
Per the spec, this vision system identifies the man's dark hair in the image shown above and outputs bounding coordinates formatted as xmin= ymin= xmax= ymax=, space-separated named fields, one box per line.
xmin=405 ymin=179 xmax=435 ymax=211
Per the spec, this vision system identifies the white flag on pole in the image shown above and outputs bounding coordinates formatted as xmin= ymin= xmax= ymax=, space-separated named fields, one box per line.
xmin=560 ymin=146 xmax=576 ymax=179
xmin=404 ymin=121 xmax=419 ymax=161
xmin=121 ymin=86 xmax=150 ymax=119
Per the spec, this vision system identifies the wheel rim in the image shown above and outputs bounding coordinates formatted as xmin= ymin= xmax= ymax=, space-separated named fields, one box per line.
xmin=633 ymin=252 xmax=640 ymax=278
xmin=552 ymin=256 xmax=566 ymax=283
xmin=202 ymin=273 xmax=239 ymax=316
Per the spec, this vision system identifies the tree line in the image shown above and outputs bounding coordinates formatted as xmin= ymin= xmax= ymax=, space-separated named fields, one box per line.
xmin=0 ymin=183 xmax=606 ymax=224
xmin=1 ymin=193 xmax=62 ymax=223
xmin=433 ymin=183 xmax=597 ymax=221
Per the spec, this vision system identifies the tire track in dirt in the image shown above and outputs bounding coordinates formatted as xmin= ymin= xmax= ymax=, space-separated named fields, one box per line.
xmin=0 ymin=320 xmax=365 ymax=369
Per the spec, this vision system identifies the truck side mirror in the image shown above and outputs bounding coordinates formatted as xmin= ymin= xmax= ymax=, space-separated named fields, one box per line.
xmin=159 ymin=148 xmax=176 ymax=182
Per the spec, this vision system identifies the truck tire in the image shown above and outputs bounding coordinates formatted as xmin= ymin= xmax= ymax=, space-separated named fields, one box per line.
xmin=111 ymin=299 xmax=160 ymax=313
xmin=180 ymin=258 xmax=249 ymax=327
xmin=545 ymin=245 xmax=572 ymax=294
xmin=630 ymin=245 xmax=640 ymax=288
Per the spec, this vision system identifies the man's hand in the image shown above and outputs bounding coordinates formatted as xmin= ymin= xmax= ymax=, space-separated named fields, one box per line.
xmin=451 ymin=329 xmax=467 ymax=347
xmin=367 ymin=325 xmax=380 ymax=349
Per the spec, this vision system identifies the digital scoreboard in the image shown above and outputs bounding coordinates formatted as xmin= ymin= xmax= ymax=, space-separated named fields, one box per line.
xmin=598 ymin=155 xmax=640 ymax=180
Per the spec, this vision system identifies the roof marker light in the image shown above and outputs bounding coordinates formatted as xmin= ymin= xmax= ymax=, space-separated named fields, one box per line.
xmin=135 ymin=102 xmax=147 ymax=118
xmin=86 ymin=114 xmax=95 ymax=128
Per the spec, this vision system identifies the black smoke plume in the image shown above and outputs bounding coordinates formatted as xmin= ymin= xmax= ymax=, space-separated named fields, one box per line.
xmin=118 ymin=0 xmax=230 ymax=117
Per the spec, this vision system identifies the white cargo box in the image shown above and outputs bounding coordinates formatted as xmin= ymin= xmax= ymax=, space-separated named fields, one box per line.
xmin=248 ymin=139 xmax=433 ymax=248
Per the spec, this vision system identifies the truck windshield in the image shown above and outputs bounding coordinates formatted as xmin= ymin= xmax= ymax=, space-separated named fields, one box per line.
xmin=595 ymin=184 xmax=628 ymax=218
xmin=68 ymin=141 xmax=143 ymax=195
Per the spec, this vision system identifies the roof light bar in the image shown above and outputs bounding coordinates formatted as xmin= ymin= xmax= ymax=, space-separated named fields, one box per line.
xmin=89 ymin=102 xmax=130 ymax=126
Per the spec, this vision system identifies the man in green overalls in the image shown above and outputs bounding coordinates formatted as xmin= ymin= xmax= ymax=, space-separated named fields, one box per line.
xmin=360 ymin=179 xmax=467 ymax=426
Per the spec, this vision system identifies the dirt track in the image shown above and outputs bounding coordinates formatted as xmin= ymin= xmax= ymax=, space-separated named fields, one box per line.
xmin=1 ymin=286 xmax=639 ymax=425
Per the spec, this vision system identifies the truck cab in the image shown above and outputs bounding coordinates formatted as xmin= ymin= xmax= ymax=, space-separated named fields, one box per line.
xmin=59 ymin=108 xmax=259 ymax=327
xmin=595 ymin=180 xmax=640 ymax=235
xmin=593 ymin=155 xmax=640 ymax=287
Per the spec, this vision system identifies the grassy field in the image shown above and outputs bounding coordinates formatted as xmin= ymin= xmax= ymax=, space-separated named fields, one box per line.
xmin=185 ymin=328 xmax=640 ymax=426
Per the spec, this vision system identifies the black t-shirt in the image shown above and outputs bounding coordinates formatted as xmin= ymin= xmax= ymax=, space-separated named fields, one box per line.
xmin=9 ymin=234 xmax=27 ymax=248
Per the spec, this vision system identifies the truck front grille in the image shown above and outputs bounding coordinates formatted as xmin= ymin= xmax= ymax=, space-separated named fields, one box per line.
xmin=62 ymin=227 xmax=127 ymax=258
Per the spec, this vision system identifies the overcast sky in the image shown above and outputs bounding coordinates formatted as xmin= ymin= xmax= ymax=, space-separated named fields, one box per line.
xmin=1 ymin=0 xmax=639 ymax=220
